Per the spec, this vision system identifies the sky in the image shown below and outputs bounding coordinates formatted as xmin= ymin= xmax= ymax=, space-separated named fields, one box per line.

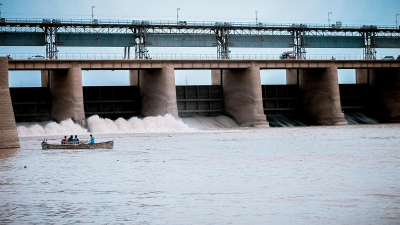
xmin=2 ymin=0 xmax=400 ymax=86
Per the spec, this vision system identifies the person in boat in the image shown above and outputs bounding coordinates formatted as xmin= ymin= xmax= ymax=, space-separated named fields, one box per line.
xmin=87 ymin=134 xmax=95 ymax=144
xmin=67 ymin=135 xmax=74 ymax=144
xmin=74 ymin=135 xmax=79 ymax=144
xmin=61 ymin=136 xmax=67 ymax=145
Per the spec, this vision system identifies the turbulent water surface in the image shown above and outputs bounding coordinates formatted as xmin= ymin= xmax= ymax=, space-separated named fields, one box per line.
xmin=1 ymin=115 xmax=400 ymax=224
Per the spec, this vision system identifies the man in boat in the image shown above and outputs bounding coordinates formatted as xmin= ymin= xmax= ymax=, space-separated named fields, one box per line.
xmin=67 ymin=135 xmax=74 ymax=144
xmin=87 ymin=134 xmax=95 ymax=144
xmin=74 ymin=135 xmax=79 ymax=144
xmin=61 ymin=136 xmax=67 ymax=145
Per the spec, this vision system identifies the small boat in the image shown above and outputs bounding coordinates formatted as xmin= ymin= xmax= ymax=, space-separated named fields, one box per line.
xmin=41 ymin=139 xmax=114 ymax=150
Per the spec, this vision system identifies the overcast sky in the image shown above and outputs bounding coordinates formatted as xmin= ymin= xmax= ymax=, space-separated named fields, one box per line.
xmin=3 ymin=0 xmax=400 ymax=86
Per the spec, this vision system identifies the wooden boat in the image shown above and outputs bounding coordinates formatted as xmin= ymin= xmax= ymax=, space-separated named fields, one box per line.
xmin=41 ymin=140 xmax=114 ymax=150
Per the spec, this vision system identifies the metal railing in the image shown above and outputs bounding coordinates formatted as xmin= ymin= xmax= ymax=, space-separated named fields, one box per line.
xmin=2 ymin=53 xmax=397 ymax=60
xmin=1 ymin=18 xmax=399 ymax=30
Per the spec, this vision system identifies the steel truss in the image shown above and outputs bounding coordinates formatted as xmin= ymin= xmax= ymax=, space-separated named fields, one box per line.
xmin=362 ymin=31 xmax=376 ymax=60
xmin=216 ymin=28 xmax=230 ymax=59
xmin=134 ymin=27 xmax=148 ymax=59
xmin=44 ymin=26 xmax=58 ymax=59
xmin=1 ymin=19 xmax=399 ymax=60
xmin=293 ymin=30 xmax=306 ymax=59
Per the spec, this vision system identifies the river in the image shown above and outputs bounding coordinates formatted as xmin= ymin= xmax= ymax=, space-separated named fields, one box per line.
xmin=1 ymin=116 xmax=400 ymax=224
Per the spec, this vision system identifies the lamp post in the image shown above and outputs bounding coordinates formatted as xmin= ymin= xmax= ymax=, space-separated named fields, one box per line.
xmin=396 ymin=14 xmax=399 ymax=28
xmin=91 ymin=6 xmax=95 ymax=21
xmin=255 ymin=10 xmax=258 ymax=24
xmin=0 ymin=3 xmax=3 ymax=18
xmin=328 ymin=12 xmax=332 ymax=26
xmin=177 ymin=8 xmax=180 ymax=24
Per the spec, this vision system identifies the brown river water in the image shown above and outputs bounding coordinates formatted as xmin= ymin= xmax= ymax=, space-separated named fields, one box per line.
xmin=1 ymin=116 xmax=400 ymax=224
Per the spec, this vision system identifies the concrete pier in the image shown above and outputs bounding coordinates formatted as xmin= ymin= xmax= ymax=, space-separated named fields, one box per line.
xmin=211 ymin=70 xmax=222 ymax=85
xmin=299 ymin=64 xmax=347 ymax=125
xmin=140 ymin=66 xmax=179 ymax=117
xmin=41 ymin=70 xmax=49 ymax=87
xmin=129 ymin=70 xmax=139 ymax=86
xmin=0 ymin=57 xmax=20 ymax=148
xmin=286 ymin=69 xmax=298 ymax=85
xmin=50 ymin=65 xmax=86 ymax=127
xmin=370 ymin=68 xmax=400 ymax=122
xmin=356 ymin=69 xmax=368 ymax=84
xmin=222 ymin=66 xmax=268 ymax=127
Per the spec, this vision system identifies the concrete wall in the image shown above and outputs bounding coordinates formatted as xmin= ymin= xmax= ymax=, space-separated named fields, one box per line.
xmin=299 ymin=64 xmax=347 ymax=125
xmin=286 ymin=69 xmax=298 ymax=85
xmin=140 ymin=65 xmax=179 ymax=117
xmin=370 ymin=68 xmax=400 ymax=122
xmin=0 ymin=57 xmax=20 ymax=148
xmin=50 ymin=65 xmax=86 ymax=127
xmin=222 ymin=66 xmax=268 ymax=127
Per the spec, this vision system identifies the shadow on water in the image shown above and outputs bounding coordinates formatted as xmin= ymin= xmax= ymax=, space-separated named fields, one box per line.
xmin=266 ymin=114 xmax=319 ymax=127
xmin=267 ymin=112 xmax=381 ymax=127
xmin=344 ymin=112 xmax=380 ymax=124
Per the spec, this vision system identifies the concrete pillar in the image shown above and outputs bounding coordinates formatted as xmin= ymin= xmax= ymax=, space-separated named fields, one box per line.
xmin=41 ymin=70 xmax=49 ymax=87
xmin=356 ymin=69 xmax=368 ymax=84
xmin=286 ymin=69 xmax=298 ymax=85
xmin=211 ymin=70 xmax=221 ymax=85
xmin=0 ymin=57 xmax=20 ymax=148
xmin=299 ymin=63 xmax=347 ymax=125
xmin=50 ymin=66 xmax=86 ymax=127
xmin=370 ymin=68 xmax=400 ymax=122
xmin=140 ymin=65 xmax=179 ymax=117
xmin=129 ymin=70 xmax=138 ymax=86
xmin=222 ymin=66 xmax=268 ymax=127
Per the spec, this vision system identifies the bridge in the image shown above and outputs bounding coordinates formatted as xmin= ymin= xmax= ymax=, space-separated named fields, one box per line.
xmin=1 ymin=57 xmax=400 ymax=149
xmin=1 ymin=18 xmax=400 ymax=60
xmin=8 ymin=59 xmax=400 ymax=70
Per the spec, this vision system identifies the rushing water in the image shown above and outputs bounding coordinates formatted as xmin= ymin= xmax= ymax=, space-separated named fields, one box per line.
xmin=1 ymin=116 xmax=400 ymax=224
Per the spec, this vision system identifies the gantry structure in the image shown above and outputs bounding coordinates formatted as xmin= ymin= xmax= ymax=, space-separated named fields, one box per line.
xmin=1 ymin=18 xmax=399 ymax=60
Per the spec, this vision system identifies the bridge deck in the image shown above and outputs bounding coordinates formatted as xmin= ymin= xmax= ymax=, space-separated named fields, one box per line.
xmin=8 ymin=59 xmax=400 ymax=70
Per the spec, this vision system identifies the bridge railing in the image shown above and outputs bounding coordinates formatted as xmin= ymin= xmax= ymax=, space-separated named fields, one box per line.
xmin=3 ymin=53 xmax=394 ymax=60
xmin=1 ymin=18 xmax=399 ymax=30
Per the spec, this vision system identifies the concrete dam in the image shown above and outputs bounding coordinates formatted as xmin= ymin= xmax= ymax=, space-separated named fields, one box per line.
xmin=1 ymin=58 xmax=400 ymax=148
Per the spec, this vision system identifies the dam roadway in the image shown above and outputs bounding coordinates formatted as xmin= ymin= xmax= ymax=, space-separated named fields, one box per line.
xmin=1 ymin=58 xmax=400 ymax=148
xmin=7 ymin=59 xmax=400 ymax=70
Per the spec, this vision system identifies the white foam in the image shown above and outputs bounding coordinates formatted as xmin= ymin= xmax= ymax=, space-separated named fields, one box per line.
xmin=86 ymin=114 xmax=192 ymax=133
xmin=16 ymin=114 xmax=240 ymax=136
xmin=17 ymin=118 xmax=88 ymax=136
xmin=181 ymin=115 xmax=239 ymax=129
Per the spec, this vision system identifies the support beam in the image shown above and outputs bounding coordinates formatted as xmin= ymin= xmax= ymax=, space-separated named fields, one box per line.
xmin=211 ymin=70 xmax=221 ymax=85
xmin=299 ymin=64 xmax=347 ymax=125
xmin=50 ymin=65 xmax=86 ymax=127
xmin=363 ymin=31 xmax=376 ymax=60
xmin=135 ymin=27 xmax=148 ymax=59
xmin=286 ymin=69 xmax=298 ymax=84
xmin=294 ymin=29 xmax=306 ymax=59
xmin=216 ymin=28 xmax=230 ymax=59
xmin=370 ymin=68 xmax=400 ymax=122
xmin=140 ymin=65 xmax=178 ymax=117
xmin=222 ymin=66 xmax=268 ymax=127
xmin=0 ymin=57 xmax=20 ymax=148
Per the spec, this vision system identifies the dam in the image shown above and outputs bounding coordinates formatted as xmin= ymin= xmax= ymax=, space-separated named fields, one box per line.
xmin=2 ymin=58 xmax=400 ymax=149
xmin=1 ymin=17 xmax=400 ymax=148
